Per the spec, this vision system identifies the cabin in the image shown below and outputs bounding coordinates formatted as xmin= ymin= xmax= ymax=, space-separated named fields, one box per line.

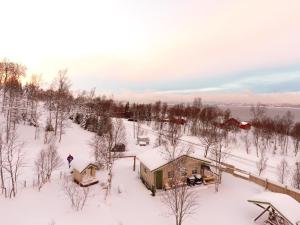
xmin=111 ymin=143 xmax=126 ymax=152
xmin=223 ymin=118 xmax=240 ymax=128
xmin=138 ymin=147 xmax=215 ymax=190
xmin=72 ymin=161 xmax=99 ymax=187
xmin=239 ymin=121 xmax=251 ymax=130
xmin=137 ymin=136 xmax=150 ymax=146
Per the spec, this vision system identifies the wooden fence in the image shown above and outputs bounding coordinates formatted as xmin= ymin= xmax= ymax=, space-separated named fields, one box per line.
xmin=222 ymin=163 xmax=300 ymax=203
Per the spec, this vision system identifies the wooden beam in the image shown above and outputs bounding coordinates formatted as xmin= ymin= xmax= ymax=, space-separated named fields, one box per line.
xmin=254 ymin=205 xmax=271 ymax=222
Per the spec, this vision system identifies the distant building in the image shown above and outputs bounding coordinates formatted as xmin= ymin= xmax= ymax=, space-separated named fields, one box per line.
xmin=111 ymin=143 xmax=126 ymax=152
xmin=239 ymin=121 xmax=251 ymax=130
xmin=222 ymin=118 xmax=251 ymax=130
xmin=137 ymin=136 xmax=150 ymax=146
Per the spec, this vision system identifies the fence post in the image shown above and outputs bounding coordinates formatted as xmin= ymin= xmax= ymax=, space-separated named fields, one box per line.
xmin=133 ymin=156 xmax=136 ymax=171
xmin=265 ymin=179 xmax=268 ymax=190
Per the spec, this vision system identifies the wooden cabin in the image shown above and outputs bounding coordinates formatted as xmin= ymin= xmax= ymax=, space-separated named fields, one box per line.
xmin=72 ymin=161 xmax=99 ymax=187
xmin=138 ymin=147 xmax=215 ymax=190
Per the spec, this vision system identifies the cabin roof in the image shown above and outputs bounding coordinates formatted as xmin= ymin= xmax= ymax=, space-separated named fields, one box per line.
xmin=138 ymin=146 xmax=211 ymax=172
xmin=72 ymin=160 xmax=98 ymax=173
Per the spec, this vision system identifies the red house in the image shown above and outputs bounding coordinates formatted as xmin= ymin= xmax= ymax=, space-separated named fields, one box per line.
xmin=239 ymin=121 xmax=251 ymax=130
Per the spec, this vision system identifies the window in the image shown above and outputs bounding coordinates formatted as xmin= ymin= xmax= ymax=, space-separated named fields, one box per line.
xmin=192 ymin=168 xmax=198 ymax=175
xmin=144 ymin=167 xmax=148 ymax=174
xmin=168 ymin=171 xmax=174 ymax=178
xmin=180 ymin=168 xmax=187 ymax=177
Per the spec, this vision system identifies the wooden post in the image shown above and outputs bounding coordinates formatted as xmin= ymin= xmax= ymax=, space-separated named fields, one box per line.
xmin=133 ymin=156 xmax=136 ymax=171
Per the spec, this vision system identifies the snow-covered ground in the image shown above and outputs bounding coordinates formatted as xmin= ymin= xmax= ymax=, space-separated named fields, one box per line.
xmin=1 ymin=158 xmax=264 ymax=225
xmin=0 ymin=115 xmax=272 ymax=225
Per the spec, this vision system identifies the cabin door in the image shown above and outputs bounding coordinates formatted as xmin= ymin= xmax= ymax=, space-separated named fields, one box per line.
xmin=155 ymin=170 xmax=163 ymax=189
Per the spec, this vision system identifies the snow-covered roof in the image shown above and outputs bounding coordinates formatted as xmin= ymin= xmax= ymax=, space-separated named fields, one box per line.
xmin=138 ymin=136 xmax=149 ymax=140
xmin=138 ymin=146 xmax=211 ymax=171
xmin=71 ymin=159 xmax=97 ymax=173
xmin=240 ymin=121 xmax=249 ymax=125
xmin=139 ymin=141 xmax=147 ymax=146
xmin=249 ymin=192 xmax=300 ymax=225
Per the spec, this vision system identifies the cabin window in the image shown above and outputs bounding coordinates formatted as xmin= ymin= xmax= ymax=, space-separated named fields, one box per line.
xmin=180 ymin=168 xmax=187 ymax=176
xmin=168 ymin=171 xmax=174 ymax=178
xmin=192 ymin=168 xmax=198 ymax=175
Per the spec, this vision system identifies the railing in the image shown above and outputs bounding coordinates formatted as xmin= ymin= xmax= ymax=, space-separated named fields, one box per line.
xmin=222 ymin=163 xmax=300 ymax=203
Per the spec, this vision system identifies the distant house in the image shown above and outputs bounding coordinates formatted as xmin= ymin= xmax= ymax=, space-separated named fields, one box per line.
xmin=239 ymin=121 xmax=251 ymax=130
xmin=169 ymin=118 xmax=186 ymax=125
xmin=72 ymin=161 xmax=99 ymax=187
xmin=138 ymin=147 xmax=215 ymax=190
xmin=137 ymin=136 xmax=150 ymax=146
xmin=112 ymin=143 xmax=126 ymax=152
xmin=223 ymin=118 xmax=240 ymax=128
xmin=222 ymin=118 xmax=251 ymax=130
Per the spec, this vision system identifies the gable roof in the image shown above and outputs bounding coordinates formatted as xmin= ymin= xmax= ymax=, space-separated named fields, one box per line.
xmin=72 ymin=160 xmax=98 ymax=173
xmin=137 ymin=146 xmax=211 ymax=172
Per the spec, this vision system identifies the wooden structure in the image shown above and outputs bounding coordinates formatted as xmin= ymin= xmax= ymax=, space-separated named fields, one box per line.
xmin=72 ymin=161 xmax=99 ymax=187
xmin=240 ymin=121 xmax=251 ymax=130
xmin=138 ymin=148 xmax=214 ymax=190
xmin=248 ymin=192 xmax=300 ymax=225
xmin=137 ymin=136 xmax=150 ymax=146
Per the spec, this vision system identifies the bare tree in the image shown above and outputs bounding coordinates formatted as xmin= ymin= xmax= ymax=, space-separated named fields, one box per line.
xmin=243 ymin=131 xmax=251 ymax=154
xmin=2 ymin=131 xmax=25 ymax=198
xmin=161 ymin=141 xmax=198 ymax=225
xmin=292 ymin=162 xmax=300 ymax=190
xmin=63 ymin=177 xmax=89 ymax=211
xmin=35 ymin=139 xmax=63 ymax=190
xmin=0 ymin=135 xmax=6 ymax=197
xmin=90 ymin=118 xmax=126 ymax=199
xmin=291 ymin=123 xmax=300 ymax=157
xmin=250 ymin=103 xmax=266 ymax=122
xmin=199 ymin=127 xmax=217 ymax=158
xmin=256 ymin=152 xmax=268 ymax=176
xmin=52 ymin=69 xmax=72 ymax=141
xmin=209 ymin=130 xmax=229 ymax=192
xmin=277 ymin=158 xmax=289 ymax=184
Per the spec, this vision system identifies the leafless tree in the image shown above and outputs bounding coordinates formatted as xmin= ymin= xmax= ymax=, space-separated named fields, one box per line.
xmin=250 ymin=103 xmax=266 ymax=122
xmin=63 ymin=177 xmax=89 ymax=211
xmin=90 ymin=118 xmax=126 ymax=199
xmin=243 ymin=131 xmax=251 ymax=154
xmin=292 ymin=162 xmax=300 ymax=190
xmin=209 ymin=130 xmax=229 ymax=192
xmin=199 ymin=127 xmax=217 ymax=158
xmin=161 ymin=141 xmax=198 ymax=225
xmin=52 ymin=69 xmax=72 ymax=142
xmin=2 ymin=131 xmax=25 ymax=198
xmin=35 ymin=139 xmax=63 ymax=190
xmin=0 ymin=135 xmax=6 ymax=197
xmin=256 ymin=152 xmax=268 ymax=176
xmin=277 ymin=158 xmax=289 ymax=184
xmin=291 ymin=123 xmax=300 ymax=157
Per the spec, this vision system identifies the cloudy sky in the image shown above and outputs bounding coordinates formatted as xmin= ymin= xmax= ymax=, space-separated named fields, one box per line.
xmin=1 ymin=0 xmax=300 ymax=104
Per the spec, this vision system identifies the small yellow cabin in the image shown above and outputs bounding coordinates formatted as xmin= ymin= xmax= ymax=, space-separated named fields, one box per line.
xmin=72 ymin=161 xmax=99 ymax=187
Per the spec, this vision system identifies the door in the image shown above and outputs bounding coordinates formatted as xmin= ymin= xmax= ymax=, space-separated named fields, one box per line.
xmin=155 ymin=170 xmax=163 ymax=189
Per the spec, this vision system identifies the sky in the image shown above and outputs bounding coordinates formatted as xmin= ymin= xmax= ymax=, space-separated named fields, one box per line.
xmin=1 ymin=0 xmax=300 ymax=104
